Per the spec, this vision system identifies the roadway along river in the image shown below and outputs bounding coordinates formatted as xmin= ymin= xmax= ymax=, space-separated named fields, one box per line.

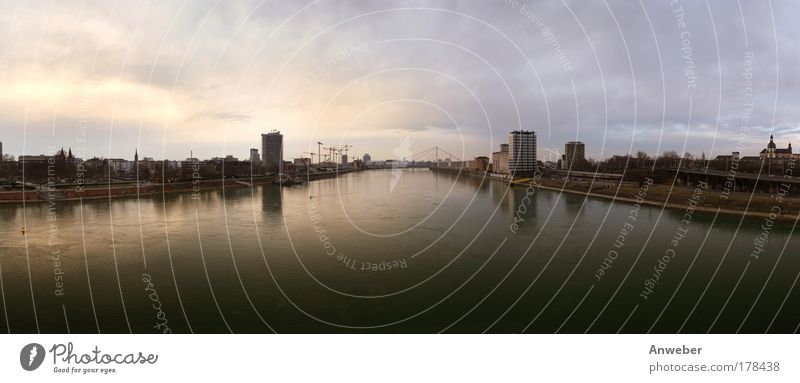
xmin=0 ymin=169 xmax=797 ymax=333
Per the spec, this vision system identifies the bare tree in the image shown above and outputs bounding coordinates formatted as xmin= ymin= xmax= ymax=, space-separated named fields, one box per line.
xmin=659 ymin=151 xmax=680 ymax=169
xmin=635 ymin=151 xmax=650 ymax=168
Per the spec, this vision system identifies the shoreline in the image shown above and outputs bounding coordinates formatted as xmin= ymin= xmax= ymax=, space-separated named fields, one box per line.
xmin=0 ymin=169 xmax=357 ymax=204
xmin=532 ymin=182 xmax=799 ymax=223
xmin=429 ymin=167 xmax=800 ymax=223
xmin=0 ymin=179 xmax=260 ymax=204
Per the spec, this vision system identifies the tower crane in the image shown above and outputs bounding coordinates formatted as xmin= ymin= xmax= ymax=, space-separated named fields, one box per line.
xmin=322 ymin=146 xmax=338 ymax=164
xmin=339 ymin=144 xmax=353 ymax=164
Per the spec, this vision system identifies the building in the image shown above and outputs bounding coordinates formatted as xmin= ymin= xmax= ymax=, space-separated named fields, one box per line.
xmin=16 ymin=149 xmax=78 ymax=181
xmin=508 ymin=130 xmax=537 ymax=175
xmin=760 ymin=135 xmax=793 ymax=160
xmin=134 ymin=149 xmax=139 ymax=178
xmin=492 ymin=144 xmax=509 ymax=174
xmin=0 ymin=146 xmax=16 ymax=177
xmin=17 ymin=155 xmax=49 ymax=181
xmin=210 ymin=155 xmax=239 ymax=162
xmin=165 ymin=160 xmax=182 ymax=170
xmin=469 ymin=156 xmax=490 ymax=172
xmin=209 ymin=155 xmax=240 ymax=177
xmin=250 ymin=148 xmax=261 ymax=165
xmin=363 ymin=153 xmax=371 ymax=163
xmin=716 ymin=151 xmax=741 ymax=162
xmin=18 ymin=155 xmax=49 ymax=165
xmin=562 ymin=141 xmax=586 ymax=169
xmin=107 ymin=158 xmax=131 ymax=174
xmin=261 ymin=131 xmax=283 ymax=174
xmin=341 ymin=154 xmax=348 ymax=165
xmin=180 ymin=157 xmax=220 ymax=180
xmin=54 ymin=148 xmax=77 ymax=179
xmin=294 ymin=157 xmax=311 ymax=167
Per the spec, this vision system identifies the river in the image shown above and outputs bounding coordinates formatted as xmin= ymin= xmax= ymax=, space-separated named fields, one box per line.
xmin=0 ymin=169 xmax=797 ymax=333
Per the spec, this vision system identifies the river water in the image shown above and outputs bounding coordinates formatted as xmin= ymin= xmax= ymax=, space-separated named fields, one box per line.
xmin=0 ymin=169 xmax=797 ymax=333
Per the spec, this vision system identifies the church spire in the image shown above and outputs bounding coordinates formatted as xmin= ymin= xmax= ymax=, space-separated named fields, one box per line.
xmin=134 ymin=148 xmax=139 ymax=180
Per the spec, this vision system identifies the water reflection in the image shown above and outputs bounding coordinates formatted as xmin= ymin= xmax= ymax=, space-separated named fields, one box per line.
xmin=0 ymin=169 xmax=797 ymax=334
xmin=262 ymin=185 xmax=283 ymax=213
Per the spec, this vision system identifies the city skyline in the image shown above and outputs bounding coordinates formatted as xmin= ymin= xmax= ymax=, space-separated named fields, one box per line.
xmin=2 ymin=130 xmax=798 ymax=165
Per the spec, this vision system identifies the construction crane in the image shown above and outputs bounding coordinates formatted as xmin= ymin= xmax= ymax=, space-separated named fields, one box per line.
xmin=322 ymin=146 xmax=338 ymax=164
xmin=321 ymin=144 xmax=351 ymax=164
xmin=339 ymin=144 xmax=353 ymax=163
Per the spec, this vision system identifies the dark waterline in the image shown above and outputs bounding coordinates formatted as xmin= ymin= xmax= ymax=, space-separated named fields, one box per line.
xmin=0 ymin=169 xmax=798 ymax=333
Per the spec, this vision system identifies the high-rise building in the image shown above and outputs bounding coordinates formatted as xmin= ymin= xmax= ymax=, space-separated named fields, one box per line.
xmin=492 ymin=144 xmax=509 ymax=174
xmin=508 ymin=130 xmax=536 ymax=175
xmin=261 ymin=131 xmax=283 ymax=173
xmin=250 ymin=148 xmax=260 ymax=165
xmin=0 ymin=141 xmax=3 ymax=160
xmin=563 ymin=141 xmax=585 ymax=169
xmin=341 ymin=154 xmax=348 ymax=165
xmin=363 ymin=153 xmax=371 ymax=163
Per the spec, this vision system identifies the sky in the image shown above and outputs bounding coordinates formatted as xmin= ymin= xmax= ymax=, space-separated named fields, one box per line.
xmin=0 ymin=0 xmax=798 ymax=162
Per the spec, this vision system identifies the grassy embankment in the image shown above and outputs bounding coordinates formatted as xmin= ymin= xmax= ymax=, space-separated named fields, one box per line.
xmin=511 ymin=176 xmax=800 ymax=222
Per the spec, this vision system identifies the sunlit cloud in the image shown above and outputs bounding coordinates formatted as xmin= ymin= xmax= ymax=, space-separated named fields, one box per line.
xmin=1 ymin=0 xmax=799 ymax=161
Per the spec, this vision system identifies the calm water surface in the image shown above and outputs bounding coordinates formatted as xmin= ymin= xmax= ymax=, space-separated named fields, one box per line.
xmin=0 ymin=169 xmax=798 ymax=333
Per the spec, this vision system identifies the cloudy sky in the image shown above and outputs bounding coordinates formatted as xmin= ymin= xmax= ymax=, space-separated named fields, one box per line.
xmin=0 ymin=0 xmax=798 ymax=162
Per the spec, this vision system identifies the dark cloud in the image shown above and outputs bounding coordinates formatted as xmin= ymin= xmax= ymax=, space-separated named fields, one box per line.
xmin=1 ymin=0 xmax=797 ymax=161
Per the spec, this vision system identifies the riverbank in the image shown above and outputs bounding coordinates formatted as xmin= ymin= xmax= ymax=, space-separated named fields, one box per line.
xmin=527 ymin=178 xmax=800 ymax=223
xmin=0 ymin=169 xmax=358 ymax=204
xmin=430 ymin=167 xmax=800 ymax=222
xmin=0 ymin=178 xmax=264 ymax=204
